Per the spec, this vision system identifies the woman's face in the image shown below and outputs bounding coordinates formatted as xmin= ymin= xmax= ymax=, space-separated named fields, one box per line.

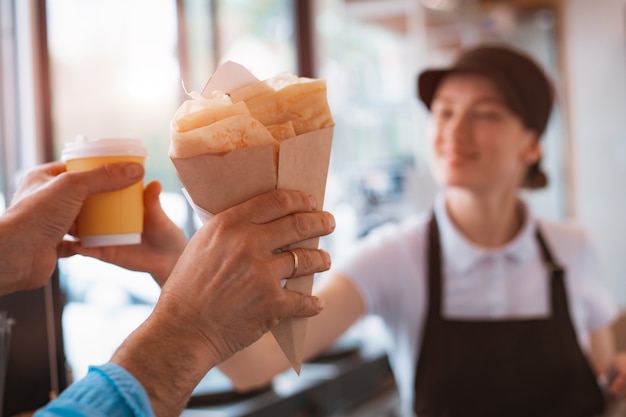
xmin=427 ymin=72 xmax=540 ymax=194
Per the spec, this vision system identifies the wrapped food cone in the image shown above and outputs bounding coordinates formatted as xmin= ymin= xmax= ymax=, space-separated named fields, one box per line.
xmin=169 ymin=61 xmax=334 ymax=373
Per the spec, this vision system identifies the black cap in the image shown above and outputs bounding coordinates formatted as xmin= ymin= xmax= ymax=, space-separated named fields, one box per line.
xmin=418 ymin=45 xmax=555 ymax=136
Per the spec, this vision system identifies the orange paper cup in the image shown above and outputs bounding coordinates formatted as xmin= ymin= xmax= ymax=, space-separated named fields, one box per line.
xmin=62 ymin=138 xmax=147 ymax=247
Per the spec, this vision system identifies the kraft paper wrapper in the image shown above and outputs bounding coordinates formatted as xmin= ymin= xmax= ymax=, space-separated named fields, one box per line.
xmin=170 ymin=62 xmax=333 ymax=373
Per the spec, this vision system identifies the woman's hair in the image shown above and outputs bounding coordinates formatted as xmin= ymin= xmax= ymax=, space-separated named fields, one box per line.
xmin=524 ymin=162 xmax=548 ymax=189
xmin=417 ymin=44 xmax=555 ymax=190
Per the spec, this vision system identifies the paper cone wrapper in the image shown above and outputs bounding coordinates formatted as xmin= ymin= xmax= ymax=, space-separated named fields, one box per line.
xmin=170 ymin=62 xmax=333 ymax=373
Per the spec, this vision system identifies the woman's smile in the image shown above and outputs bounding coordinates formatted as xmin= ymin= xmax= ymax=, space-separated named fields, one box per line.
xmin=439 ymin=147 xmax=479 ymax=166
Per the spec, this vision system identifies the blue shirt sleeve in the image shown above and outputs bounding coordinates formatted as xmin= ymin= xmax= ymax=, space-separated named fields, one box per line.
xmin=33 ymin=363 xmax=155 ymax=417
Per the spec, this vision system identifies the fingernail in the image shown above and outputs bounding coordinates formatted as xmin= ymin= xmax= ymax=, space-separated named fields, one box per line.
xmin=321 ymin=250 xmax=331 ymax=265
xmin=309 ymin=195 xmax=317 ymax=210
xmin=124 ymin=163 xmax=143 ymax=179
xmin=316 ymin=298 xmax=325 ymax=311
xmin=326 ymin=213 xmax=336 ymax=229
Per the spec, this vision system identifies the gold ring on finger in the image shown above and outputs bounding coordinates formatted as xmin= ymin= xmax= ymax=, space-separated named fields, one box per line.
xmin=287 ymin=249 xmax=299 ymax=278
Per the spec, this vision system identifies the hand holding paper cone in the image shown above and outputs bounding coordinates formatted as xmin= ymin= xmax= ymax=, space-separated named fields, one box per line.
xmin=169 ymin=61 xmax=334 ymax=372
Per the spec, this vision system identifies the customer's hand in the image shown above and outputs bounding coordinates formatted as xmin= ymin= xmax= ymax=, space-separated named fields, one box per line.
xmin=112 ymin=189 xmax=335 ymax=417
xmin=0 ymin=161 xmax=144 ymax=295
xmin=63 ymin=180 xmax=187 ymax=286
xmin=163 ymin=188 xmax=335 ymax=362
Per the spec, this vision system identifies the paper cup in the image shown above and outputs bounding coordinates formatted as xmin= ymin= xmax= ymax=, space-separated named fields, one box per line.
xmin=62 ymin=138 xmax=147 ymax=247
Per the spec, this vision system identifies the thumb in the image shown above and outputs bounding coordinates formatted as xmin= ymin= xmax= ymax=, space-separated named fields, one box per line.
xmin=143 ymin=180 xmax=164 ymax=215
xmin=284 ymin=292 xmax=325 ymax=319
xmin=64 ymin=162 xmax=145 ymax=197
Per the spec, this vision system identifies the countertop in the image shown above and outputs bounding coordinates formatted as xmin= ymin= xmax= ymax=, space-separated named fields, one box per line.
xmin=181 ymin=343 xmax=399 ymax=417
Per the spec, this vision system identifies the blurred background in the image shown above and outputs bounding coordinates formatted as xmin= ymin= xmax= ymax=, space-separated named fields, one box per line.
xmin=1 ymin=0 xmax=625 ymax=415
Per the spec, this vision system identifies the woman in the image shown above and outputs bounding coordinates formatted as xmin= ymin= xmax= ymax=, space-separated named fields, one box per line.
xmin=219 ymin=45 xmax=626 ymax=417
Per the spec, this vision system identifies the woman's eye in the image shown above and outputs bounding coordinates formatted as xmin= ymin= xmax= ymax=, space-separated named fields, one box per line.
xmin=432 ymin=108 xmax=453 ymax=119
xmin=471 ymin=110 xmax=500 ymax=121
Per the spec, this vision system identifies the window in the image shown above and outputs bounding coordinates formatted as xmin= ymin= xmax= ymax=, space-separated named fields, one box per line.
xmin=46 ymin=0 xmax=299 ymax=382
xmin=181 ymin=0 xmax=297 ymax=90
xmin=0 ymin=0 xmax=37 ymax=214
xmin=312 ymin=0 xmax=428 ymax=248
xmin=46 ymin=0 xmax=181 ymax=381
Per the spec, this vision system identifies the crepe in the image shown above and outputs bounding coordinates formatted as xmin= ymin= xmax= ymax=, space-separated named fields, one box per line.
xmin=170 ymin=91 xmax=278 ymax=158
xmin=169 ymin=74 xmax=333 ymax=161
xmin=169 ymin=61 xmax=334 ymax=374
xmin=266 ymin=121 xmax=297 ymax=141
xmin=242 ymin=77 xmax=334 ymax=135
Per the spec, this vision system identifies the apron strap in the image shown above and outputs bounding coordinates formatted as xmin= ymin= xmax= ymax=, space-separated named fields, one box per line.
xmin=534 ymin=226 xmax=572 ymax=323
xmin=426 ymin=213 xmax=442 ymax=318
xmin=535 ymin=226 xmax=565 ymax=274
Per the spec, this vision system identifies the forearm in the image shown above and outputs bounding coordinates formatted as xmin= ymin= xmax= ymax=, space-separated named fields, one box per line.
xmin=0 ymin=212 xmax=38 ymax=294
xmin=219 ymin=332 xmax=291 ymax=391
xmin=111 ymin=298 xmax=220 ymax=416
xmin=589 ymin=325 xmax=617 ymax=376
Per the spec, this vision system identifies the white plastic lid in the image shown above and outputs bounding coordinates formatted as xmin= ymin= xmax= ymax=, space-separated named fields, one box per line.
xmin=62 ymin=137 xmax=147 ymax=161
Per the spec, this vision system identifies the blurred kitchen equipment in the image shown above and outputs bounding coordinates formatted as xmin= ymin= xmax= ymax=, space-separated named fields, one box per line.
xmin=0 ymin=311 xmax=15 ymax=416
xmin=0 ymin=266 xmax=67 ymax=416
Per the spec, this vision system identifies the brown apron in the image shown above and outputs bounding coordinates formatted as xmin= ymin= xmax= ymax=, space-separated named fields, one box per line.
xmin=413 ymin=215 xmax=605 ymax=417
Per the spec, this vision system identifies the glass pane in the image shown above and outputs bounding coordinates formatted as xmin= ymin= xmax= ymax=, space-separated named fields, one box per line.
xmin=214 ymin=0 xmax=297 ymax=79
xmin=46 ymin=0 xmax=181 ymax=192
xmin=46 ymin=0 xmax=183 ymax=381
xmin=181 ymin=0 xmax=297 ymax=92
xmin=312 ymin=0 xmax=424 ymax=257
xmin=180 ymin=0 xmax=218 ymax=91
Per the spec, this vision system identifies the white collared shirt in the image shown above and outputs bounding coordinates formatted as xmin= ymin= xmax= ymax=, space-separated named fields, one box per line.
xmin=334 ymin=193 xmax=618 ymax=417
xmin=436 ymin=195 xmax=548 ymax=319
